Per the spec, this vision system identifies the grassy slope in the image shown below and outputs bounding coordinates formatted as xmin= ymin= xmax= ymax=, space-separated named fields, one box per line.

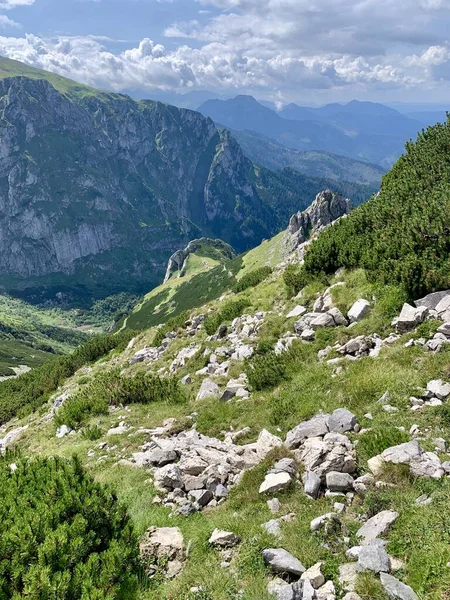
xmin=124 ymin=232 xmax=289 ymax=331
xmin=8 ymin=265 xmax=450 ymax=600
xmin=0 ymin=56 xmax=103 ymax=98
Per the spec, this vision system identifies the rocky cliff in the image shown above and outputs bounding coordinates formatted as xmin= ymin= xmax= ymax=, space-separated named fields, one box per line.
xmin=0 ymin=60 xmax=369 ymax=305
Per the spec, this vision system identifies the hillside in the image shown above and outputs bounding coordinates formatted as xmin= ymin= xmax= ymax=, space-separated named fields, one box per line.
xmin=0 ymin=57 xmax=373 ymax=308
xmin=304 ymin=116 xmax=450 ymax=299
xmin=230 ymin=129 xmax=385 ymax=187
xmin=1 ymin=179 xmax=450 ymax=599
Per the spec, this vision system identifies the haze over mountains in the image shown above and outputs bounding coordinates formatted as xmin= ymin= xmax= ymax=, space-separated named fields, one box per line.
xmin=198 ymin=95 xmax=441 ymax=169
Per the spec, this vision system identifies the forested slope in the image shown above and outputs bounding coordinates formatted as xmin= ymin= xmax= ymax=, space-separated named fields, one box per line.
xmin=304 ymin=116 xmax=450 ymax=297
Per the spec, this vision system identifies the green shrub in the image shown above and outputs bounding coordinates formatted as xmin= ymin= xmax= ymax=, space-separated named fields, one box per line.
xmin=245 ymin=351 xmax=288 ymax=391
xmin=232 ymin=266 xmax=272 ymax=293
xmin=0 ymin=455 xmax=139 ymax=599
xmin=204 ymin=298 xmax=251 ymax=336
xmin=55 ymin=369 xmax=185 ymax=428
xmin=153 ymin=311 xmax=189 ymax=347
xmin=82 ymin=425 xmax=103 ymax=441
xmin=0 ymin=329 xmax=136 ymax=426
xmin=304 ymin=116 xmax=450 ymax=298
xmin=283 ymin=264 xmax=328 ymax=297
xmin=357 ymin=427 xmax=410 ymax=466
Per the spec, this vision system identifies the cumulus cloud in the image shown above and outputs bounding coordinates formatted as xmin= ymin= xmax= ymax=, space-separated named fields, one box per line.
xmin=0 ymin=0 xmax=34 ymax=9
xmin=0 ymin=0 xmax=449 ymax=100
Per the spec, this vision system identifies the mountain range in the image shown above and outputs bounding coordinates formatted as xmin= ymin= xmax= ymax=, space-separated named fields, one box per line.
xmin=198 ymin=95 xmax=446 ymax=168
xmin=0 ymin=56 xmax=375 ymax=307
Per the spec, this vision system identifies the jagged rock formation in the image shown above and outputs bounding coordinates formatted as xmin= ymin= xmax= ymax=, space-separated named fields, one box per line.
xmin=163 ymin=238 xmax=236 ymax=283
xmin=288 ymin=190 xmax=351 ymax=251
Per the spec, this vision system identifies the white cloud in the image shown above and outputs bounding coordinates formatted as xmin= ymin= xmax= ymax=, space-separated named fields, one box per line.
xmin=0 ymin=0 xmax=34 ymax=9
xmin=0 ymin=0 xmax=449 ymax=101
xmin=0 ymin=14 xmax=19 ymax=27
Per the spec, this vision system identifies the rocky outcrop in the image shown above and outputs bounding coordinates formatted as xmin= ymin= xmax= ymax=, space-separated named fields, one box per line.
xmin=288 ymin=190 xmax=350 ymax=250
xmin=163 ymin=238 xmax=236 ymax=283
xmin=0 ymin=75 xmax=289 ymax=302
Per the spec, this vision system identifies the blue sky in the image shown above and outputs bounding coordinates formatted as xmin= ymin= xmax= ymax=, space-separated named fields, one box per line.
xmin=0 ymin=0 xmax=449 ymax=104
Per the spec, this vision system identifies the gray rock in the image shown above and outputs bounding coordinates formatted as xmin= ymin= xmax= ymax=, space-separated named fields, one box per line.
xmin=196 ymin=378 xmax=220 ymax=401
xmin=381 ymin=440 xmax=422 ymax=465
xmin=188 ymin=489 xmax=213 ymax=507
xmin=285 ymin=414 xmax=330 ymax=449
xmin=262 ymin=519 xmax=283 ymax=538
xmin=395 ymin=303 xmax=428 ymax=333
xmin=326 ymin=471 xmax=354 ymax=492
xmin=259 ymin=472 xmax=292 ymax=494
xmin=328 ymin=306 xmax=349 ymax=327
xmin=415 ymin=290 xmax=450 ymax=310
xmin=213 ymin=483 xmax=229 ymax=499
xmin=356 ymin=510 xmax=398 ymax=543
xmin=427 ymin=379 xmax=450 ymax=399
xmin=56 ymin=425 xmax=71 ymax=438
xmin=256 ymin=429 xmax=283 ymax=459
xmin=328 ymin=408 xmax=357 ymax=433
xmin=154 ymin=464 xmax=184 ymax=490
xmin=357 ymin=542 xmax=391 ymax=573
xmin=380 ymin=573 xmax=419 ymax=600
xmin=267 ymin=498 xmax=281 ymax=513
xmin=339 ymin=563 xmax=358 ymax=592
xmin=209 ymin=529 xmax=240 ymax=548
xmin=348 ymin=299 xmax=370 ymax=323
xmin=310 ymin=512 xmax=337 ymax=532
xmin=310 ymin=313 xmax=335 ymax=329
xmin=287 ymin=305 xmax=307 ymax=319
xmin=301 ymin=328 xmax=316 ymax=341
xmin=300 ymin=562 xmax=325 ymax=588
xmin=142 ymin=449 xmax=177 ymax=467
xmin=304 ymin=471 xmax=321 ymax=499
xmin=271 ymin=458 xmax=298 ymax=476
xmin=302 ymin=578 xmax=316 ymax=600
xmin=262 ymin=548 xmax=306 ymax=576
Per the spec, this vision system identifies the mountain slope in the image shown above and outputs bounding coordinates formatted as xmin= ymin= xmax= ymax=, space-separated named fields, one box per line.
xmin=199 ymin=96 xmax=428 ymax=167
xmin=304 ymin=116 xmax=450 ymax=298
xmin=230 ymin=129 xmax=385 ymax=186
xmin=0 ymin=58 xmax=372 ymax=306
xmin=1 ymin=183 xmax=449 ymax=600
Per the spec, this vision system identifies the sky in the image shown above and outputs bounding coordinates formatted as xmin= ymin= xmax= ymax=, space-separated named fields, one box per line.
xmin=0 ymin=0 xmax=449 ymax=105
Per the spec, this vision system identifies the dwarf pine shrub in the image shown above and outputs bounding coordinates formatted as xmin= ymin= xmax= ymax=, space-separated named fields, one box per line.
xmin=0 ymin=455 xmax=139 ymax=599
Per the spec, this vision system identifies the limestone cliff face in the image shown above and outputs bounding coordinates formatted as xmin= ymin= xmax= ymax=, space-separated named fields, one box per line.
xmin=0 ymin=76 xmax=274 ymax=299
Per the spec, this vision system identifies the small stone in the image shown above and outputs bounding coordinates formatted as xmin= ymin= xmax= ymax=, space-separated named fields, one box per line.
xmin=328 ymin=408 xmax=357 ymax=433
xmin=304 ymin=471 xmax=321 ymax=499
xmin=287 ymin=305 xmax=307 ymax=319
xmin=209 ymin=529 xmax=240 ymax=548
xmin=196 ymin=378 xmax=220 ymax=401
xmin=188 ymin=489 xmax=213 ymax=507
xmin=356 ymin=510 xmax=398 ymax=543
xmin=326 ymin=471 xmax=354 ymax=492
xmin=56 ymin=425 xmax=71 ymax=438
xmin=357 ymin=542 xmax=391 ymax=574
xmin=262 ymin=519 xmax=282 ymax=538
xmin=300 ymin=562 xmax=325 ymax=589
xmin=427 ymin=379 xmax=450 ymax=399
xmin=256 ymin=429 xmax=283 ymax=459
xmin=262 ymin=548 xmax=306 ymax=576
xmin=310 ymin=513 xmax=337 ymax=532
xmin=267 ymin=498 xmax=281 ymax=513
xmin=339 ymin=563 xmax=358 ymax=592
xmin=348 ymin=299 xmax=371 ymax=323
xmin=301 ymin=328 xmax=316 ymax=341
xmin=259 ymin=472 xmax=292 ymax=494
xmin=380 ymin=573 xmax=419 ymax=600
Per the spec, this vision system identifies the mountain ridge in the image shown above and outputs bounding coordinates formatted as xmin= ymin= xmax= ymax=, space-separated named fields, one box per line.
xmin=0 ymin=58 xmax=373 ymax=307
